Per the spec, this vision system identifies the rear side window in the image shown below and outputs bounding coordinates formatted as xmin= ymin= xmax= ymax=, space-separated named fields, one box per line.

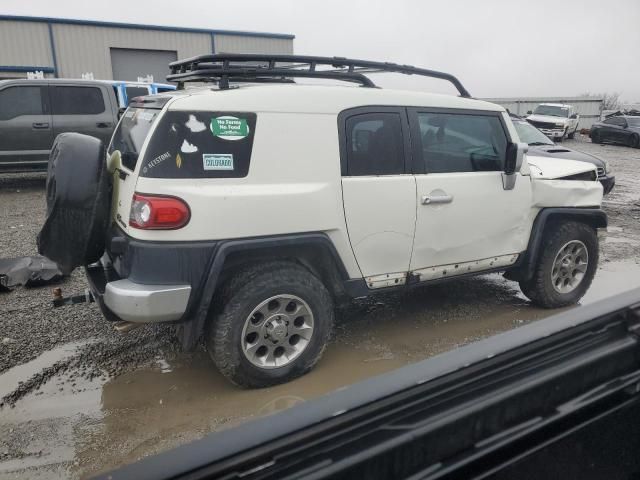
xmin=0 ymin=86 xmax=45 ymax=120
xmin=51 ymin=86 xmax=105 ymax=115
xmin=140 ymin=111 xmax=257 ymax=178
xmin=125 ymin=86 xmax=149 ymax=104
xmin=345 ymin=112 xmax=405 ymax=176
xmin=109 ymin=108 xmax=160 ymax=171
xmin=416 ymin=112 xmax=507 ymax=173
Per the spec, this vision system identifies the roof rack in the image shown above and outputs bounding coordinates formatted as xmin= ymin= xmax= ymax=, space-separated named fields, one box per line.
xmin=167 ymin=54 xmax=472 ymax=97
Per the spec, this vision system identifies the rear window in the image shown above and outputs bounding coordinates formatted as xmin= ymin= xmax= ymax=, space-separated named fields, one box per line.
xmin=108 ymin=108 xmax=160 ymax=171
xmin=140 ymin=111 xmax=257 ymax=178
xmin=125 ymin=86 xmax=149 ymax=104
xmin=51 ymin=86 xmax=105 ymax=115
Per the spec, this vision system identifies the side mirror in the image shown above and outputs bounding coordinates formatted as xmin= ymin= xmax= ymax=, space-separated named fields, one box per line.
xmin=526 ymin=110 xmax=533 ymax=115
xmin=505 ymin=142 xmax=528 ymax=175
xmin=118 ymin=107 xmax=126 ymax=119
xmin=570 ymin=113 xmax=578 ymax=119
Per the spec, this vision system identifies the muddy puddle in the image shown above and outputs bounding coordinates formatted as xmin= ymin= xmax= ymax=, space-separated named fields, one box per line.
xmin=2 ymin=258 xmax=640 ymax=479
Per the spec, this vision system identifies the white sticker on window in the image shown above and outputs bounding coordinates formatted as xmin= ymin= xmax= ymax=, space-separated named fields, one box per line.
xmin=180 ymin=139 xmax=198 ymax=153
xmin=203 ymin=153 xmax=234 ymax=170
xmin=185 ymin=114 xmax=207 ymax=132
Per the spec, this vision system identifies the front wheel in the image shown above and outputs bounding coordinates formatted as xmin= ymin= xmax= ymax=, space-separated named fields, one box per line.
xmin=629 ymin=133 xmax=640 ymax=149
xmin=567 ymin=125 xmax=578 ymax=139
xmin=519 ymin=222 xmax=598 ymax=308
xmin=207 ymin=261 xmax=334 ymax=388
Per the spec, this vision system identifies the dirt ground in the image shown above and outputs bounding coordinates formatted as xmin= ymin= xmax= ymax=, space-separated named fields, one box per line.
xmin=1 ymin=136 xmax=639 ymax=479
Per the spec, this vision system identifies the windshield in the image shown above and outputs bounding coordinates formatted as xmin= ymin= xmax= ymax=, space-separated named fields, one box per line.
xmin=514 ymin=121 xmax=554 ymax=145
xmin=532 ymin=105 xmax=570 ymax=117
xmin=108 ymin=107 xmax=160 ymax=171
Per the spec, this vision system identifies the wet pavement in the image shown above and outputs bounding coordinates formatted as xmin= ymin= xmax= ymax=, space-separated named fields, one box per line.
xmin=1 ymin=136 xmax=639 ymax=479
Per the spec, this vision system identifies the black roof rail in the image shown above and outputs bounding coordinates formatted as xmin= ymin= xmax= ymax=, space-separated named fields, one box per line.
xmin=167 ymin=54 xmax=472 ymax=97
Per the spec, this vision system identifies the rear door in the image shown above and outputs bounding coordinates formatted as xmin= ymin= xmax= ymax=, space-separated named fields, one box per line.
xmin=0 ymin=83 xmax=53 ymax=169
xmin=408 ymin=108 xmax=531 ymax=281
xmin=340 ymin=107 xmax=416 ymax=287
xmin=50 ymin=83 xmax=115 ymax=145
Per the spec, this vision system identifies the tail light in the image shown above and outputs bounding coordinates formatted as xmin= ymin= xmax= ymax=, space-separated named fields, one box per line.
xmin=129 ymin=193 xmax=190 ymax=229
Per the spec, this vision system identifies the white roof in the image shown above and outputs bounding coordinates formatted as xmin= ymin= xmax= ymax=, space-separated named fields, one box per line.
xmin=168 ymin=84 xmax=504 ymax=114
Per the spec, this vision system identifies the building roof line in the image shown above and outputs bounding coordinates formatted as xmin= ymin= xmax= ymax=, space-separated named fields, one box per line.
xmin=0 ymin=14 xmax=295 ymax=40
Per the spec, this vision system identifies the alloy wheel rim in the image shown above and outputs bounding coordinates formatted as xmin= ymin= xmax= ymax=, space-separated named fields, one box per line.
xmin=551 ymin=240 xmax=589 ymax=294
xmin=241 ymin=294 xmax=314 ymax=369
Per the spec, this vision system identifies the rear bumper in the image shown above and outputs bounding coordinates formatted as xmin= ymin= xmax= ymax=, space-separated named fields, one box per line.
xmin=85 ymin=227 xmax=218 ymax=323
xmin=85 ymin=261 xmax=191 ymax=323
xmin=105 ymin=279 xmax=191 ymax=323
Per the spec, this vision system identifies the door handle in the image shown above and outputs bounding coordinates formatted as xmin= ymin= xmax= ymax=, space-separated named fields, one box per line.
xmin=422 ymin=194 xmax=453 ymax=205
xmin=96 ymin=122 xmax=112 ymax=128
xmin=32 ymin=122 xmax=49 ymax=129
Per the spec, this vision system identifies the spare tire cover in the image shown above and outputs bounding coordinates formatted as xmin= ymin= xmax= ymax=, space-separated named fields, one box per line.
xmin=37 ymin=133 xmax=110 ymax=274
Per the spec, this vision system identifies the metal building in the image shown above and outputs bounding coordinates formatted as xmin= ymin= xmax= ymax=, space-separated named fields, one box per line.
xmin=0 ymin=15 xmax=294 ymax=83
xmin=483 ymin=96 xmax=604 ymax=129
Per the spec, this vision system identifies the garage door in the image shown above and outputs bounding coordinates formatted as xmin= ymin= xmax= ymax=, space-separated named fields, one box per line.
xmin=110 ymin=48 xmax=177 ymax=83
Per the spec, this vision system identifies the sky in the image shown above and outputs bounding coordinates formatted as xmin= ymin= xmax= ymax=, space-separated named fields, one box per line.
xmin=2 ymin=0 xmax=639 ymax=101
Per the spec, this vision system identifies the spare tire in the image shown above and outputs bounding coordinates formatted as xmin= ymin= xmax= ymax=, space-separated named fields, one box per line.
xmin=37 ymin=133 xmax=111 ymax=275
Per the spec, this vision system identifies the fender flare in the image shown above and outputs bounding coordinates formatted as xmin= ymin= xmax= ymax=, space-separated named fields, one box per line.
xmin=506 ymin=207 xmax=607 ymax=282
xmin=181 ymin=233 xmax=350 ymax=350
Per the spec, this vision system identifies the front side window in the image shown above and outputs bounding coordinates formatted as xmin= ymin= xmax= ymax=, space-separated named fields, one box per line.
xmin=0 ymin=86 xmax=45 ymax=120
xmin=532 ymin=105 xmax=569 ymax=117
xmin=417 ymin=112 xmax=507 ymax=173
xmin=108 ymin=107 xmax=160 ymax=171
xmin=345 ymin=112 xmax=405 ymax=176
xmin=51 ymin=86 xmax=105 ymax=115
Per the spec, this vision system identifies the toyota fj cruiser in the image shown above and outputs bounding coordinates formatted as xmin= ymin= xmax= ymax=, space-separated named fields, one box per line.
xmin=38 ymin=55 xmax=606 ymax=388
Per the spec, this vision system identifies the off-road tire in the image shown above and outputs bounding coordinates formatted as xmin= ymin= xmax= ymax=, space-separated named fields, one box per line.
xmin=206 ymin=261 xmax=334 ymax=388
xmin=519 ymin=221 xmax=598 ymax=308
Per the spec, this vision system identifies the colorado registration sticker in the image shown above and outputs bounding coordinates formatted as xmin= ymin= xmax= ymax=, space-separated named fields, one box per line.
xmin=203 ymin=153 xmax=234 ymax=170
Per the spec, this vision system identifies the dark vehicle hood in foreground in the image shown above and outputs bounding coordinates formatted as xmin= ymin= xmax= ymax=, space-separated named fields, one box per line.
xmin=528 ymin=144 xmax=605 ymax=168
xmin=99 ymin=288 xmax=640 ymax=480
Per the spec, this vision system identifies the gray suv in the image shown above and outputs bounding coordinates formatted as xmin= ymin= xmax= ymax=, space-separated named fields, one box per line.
xmin=0 ymin=79 xmax=120 ymax=172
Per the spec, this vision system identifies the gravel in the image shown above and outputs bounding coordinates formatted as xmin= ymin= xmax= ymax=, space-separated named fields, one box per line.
xmin=1 ymin=136 xmax=639 ymax=407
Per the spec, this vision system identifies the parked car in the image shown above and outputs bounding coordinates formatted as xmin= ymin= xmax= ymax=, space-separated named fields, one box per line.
xmin=526 ymin=103 xmax=579 ymax=141
xmin=103 ymin=80 xmax=176 ymax=109
xmin=0 ymin=78 xmax=119 ymax=172
xmin=38 ymin=54 xmax=606 ymax=389
xmin=590 ymin=114 xmax=640 ymax=148
xmin=511 ymin=116 xmax=615 ymax=194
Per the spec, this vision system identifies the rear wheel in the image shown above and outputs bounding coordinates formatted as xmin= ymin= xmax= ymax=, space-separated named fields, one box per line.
xmin=591 ymin=131 xmax=602 ymax=144
xmin=519 ymin=222 xmax=598 ymax=308
xmin=207 ymin=261 xmax=334 ymax=388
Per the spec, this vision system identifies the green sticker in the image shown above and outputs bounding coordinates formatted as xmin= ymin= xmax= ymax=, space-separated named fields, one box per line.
xmin=203 ymin=153 xmax=234 ymax=170
xmin=210 ymin=116 xmax=249 ymax=140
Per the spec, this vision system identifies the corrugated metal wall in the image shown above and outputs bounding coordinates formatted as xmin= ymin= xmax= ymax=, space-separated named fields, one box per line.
xmin=0 ymin=17 xmax=295 ymax=81
xmin=52 ymin=24 xmax=211 ymax=80
xmin=214 ymin=34 xmax=294 ymax=54
xmin=0 ymin=20 xmax=54 ymax=72
xmin=483 ymin=96 xmax=604 ymax=129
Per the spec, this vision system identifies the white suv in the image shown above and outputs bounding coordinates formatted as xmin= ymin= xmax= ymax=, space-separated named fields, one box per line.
xmin=38 ymin=55 xmax=606 ymax=388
